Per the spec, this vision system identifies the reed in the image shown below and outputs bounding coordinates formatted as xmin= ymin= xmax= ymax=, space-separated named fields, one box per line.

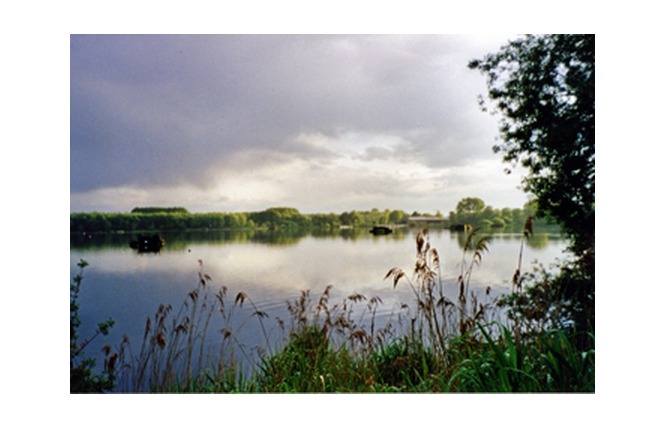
xmin=111 ymin=260 xmax=272 ymax=392
xmin=384 ymin=227 xmax=494 ymax=357
xmin=512 ymin=216 xmax=534 ymax=292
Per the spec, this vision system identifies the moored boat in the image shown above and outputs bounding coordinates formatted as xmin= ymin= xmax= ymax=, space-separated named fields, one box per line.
xmin=369 ymin=226 xmax=393 ymax=235
xmin=129 ymin=234 xmax=164 ymax=252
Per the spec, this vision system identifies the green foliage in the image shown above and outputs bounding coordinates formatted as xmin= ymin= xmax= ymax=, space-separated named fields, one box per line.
xmin=308 ymin=213 xmax=338 ymax=230
xmin=70 ymin=210 xmax=255 ymax=232
xmin=339 ymin=208 xmax=409 ymax=227
xmin=252 ymin=321 xmax=593 ymax=393
xmin=248 ymin=207 xmax=307 ymax=229
xmin=491 ymin=217 xmax=506 ymax=228
xmin=448 ymin=197 xmax=544 ymax=230
xmin=470 ymin=35 xmax=595 ymax=350
xmin=500 ymin=257 xmax=595 ymax=348
xmin=456 ymin=197 xmax=486 ymax=214
xmin=257 ymin=325 xmax=334 ymax=392
xmin=372 ymin=338 xmax=434 ymax=388
xmin=447 ymin=324 xmax=594 ymax=392
xmin=470 ymin=34 xmax=594 ymax=258
xmin=70 ymin=207 xmax=412 ymax=233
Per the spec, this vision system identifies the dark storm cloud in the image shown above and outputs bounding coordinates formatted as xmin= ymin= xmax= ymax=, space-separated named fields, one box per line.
xmin=71 ymin=35 xmax=505 ymax=194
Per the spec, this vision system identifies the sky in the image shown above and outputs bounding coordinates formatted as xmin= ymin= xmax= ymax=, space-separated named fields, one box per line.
xmin=70 ymin=34 xmax=529 ymax=215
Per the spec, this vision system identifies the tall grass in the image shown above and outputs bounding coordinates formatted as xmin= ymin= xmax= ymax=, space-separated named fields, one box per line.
xmin=384 ymin=227 xmax=494 ymax=355
xmin=512 ymin=216 xmax=534 ymax=292
xmin=447 ymin=324 xmax=594 ymax=392
xmin=111 ymin=260 xmax=262 ymax=392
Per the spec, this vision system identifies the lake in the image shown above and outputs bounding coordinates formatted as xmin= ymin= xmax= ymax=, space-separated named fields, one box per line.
xmin=70 ymin=227 xmax=568 ymax=390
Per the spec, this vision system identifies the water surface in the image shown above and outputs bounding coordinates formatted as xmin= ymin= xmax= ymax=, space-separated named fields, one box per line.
xmin=70 ymin=227 xmax=568 ymax=383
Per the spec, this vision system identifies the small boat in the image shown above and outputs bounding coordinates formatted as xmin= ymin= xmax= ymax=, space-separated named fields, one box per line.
xmin=130 ymin=234 xmax=164 ymax=252
xmin=370 ymin=226 xmax=393 ymax=235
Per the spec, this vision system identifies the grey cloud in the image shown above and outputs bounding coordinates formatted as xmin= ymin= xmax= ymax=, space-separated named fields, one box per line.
xmin=359 ymin=146 xmax=395 ymax=162
xmin=71 ymin=35 xmax=508 ymax=195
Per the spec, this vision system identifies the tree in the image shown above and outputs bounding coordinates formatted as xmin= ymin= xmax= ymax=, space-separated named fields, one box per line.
xmin=455 ymin=197 xmax=486 ymax=215
xmin=471 ymin=35 xmax=595 ymax=340
xmin=389 ymin=209 xmax=407 ymax=224
xmin=469 ymin=34 xmax=594 ymax=258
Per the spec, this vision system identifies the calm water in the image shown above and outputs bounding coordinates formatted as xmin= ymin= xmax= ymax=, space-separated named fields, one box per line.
xmin=70 ymin=227 xmax=568 ymax=384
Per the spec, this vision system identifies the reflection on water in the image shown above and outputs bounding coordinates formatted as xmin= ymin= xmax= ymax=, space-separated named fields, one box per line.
xmin=71 ymin=225 xmax=561 ymax=251
xmin=70 ymin=227 xmax=568 ymax=385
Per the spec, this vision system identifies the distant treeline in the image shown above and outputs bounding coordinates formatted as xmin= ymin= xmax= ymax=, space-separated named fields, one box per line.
xmin=70 ymin=207 xmax=416 ymax=233
xmin=71 ymin=201 xmax=551 ymax=234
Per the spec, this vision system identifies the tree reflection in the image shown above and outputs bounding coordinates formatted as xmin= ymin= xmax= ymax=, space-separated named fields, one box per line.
xmin=450 ymin=228 xmax=561 ymax=251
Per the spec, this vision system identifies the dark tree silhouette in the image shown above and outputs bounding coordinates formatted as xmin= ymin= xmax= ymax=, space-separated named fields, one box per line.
xmin=469 ymin=34 xmax=594 ymax=259
xmin=471 ymin=35 xmax=595 ymax=337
